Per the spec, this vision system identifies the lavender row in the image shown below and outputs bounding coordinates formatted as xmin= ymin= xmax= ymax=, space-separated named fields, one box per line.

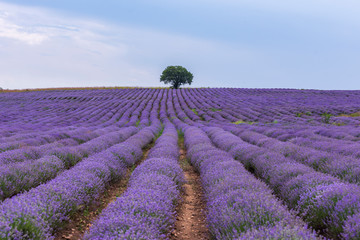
xmin=0 ymin=125 xmax=101 ymax=145
xmin=0 ymin=126 xmax=102 ymax=164
xmin=266 ymin=124 xmax=360 ymax=142
xmin=0 ymin=88 xmax=153 ymax=132
xmin=5 ymin=88 xmax=357 ymax=129
xmin=204 ymin=126 xmax=360 ymax=239
xmin=225 ymin=126 xmax=360 ymax=184
xmin=180 ymin=125 xmax=319 ymax=239
xmin=0 ymin=126 xmax=136 ymax=166
xmin=3 ymin=89 xmax=360 ymax=130
xmin=248 ymin=124 xmax=360 ymax=155
xmin=0 ymin=124 xmax=160 ymax=239
xmin=0 ymin=138 xmax=79 ymax=165
xmin=178 ymin=88 xmax=360 ymax=125
xmin=0 ymin=126 xmax=95 ymax=152
xmin=85 ymin=122 xmax=184 ymax=239
xmin=0 ymin=127 xmax=139 ymax=201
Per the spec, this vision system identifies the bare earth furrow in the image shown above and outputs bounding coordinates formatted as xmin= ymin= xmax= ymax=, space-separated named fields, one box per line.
xmin=54 ymin=142 xmax=155 ymax=240
xmin=171 ymin=134 xmax=209 ymax=240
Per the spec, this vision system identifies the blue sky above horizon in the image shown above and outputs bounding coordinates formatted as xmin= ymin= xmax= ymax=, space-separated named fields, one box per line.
xmin=0 ymin=1 xmax=359 ymax=90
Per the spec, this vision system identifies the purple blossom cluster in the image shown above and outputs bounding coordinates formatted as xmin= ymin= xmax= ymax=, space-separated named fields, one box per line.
xmin=85 ymin=122 xmax=184 ymax=239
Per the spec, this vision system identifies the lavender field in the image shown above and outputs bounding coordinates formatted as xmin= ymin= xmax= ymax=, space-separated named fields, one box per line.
xmin=1 ymin=88 xmax=360 ymax=239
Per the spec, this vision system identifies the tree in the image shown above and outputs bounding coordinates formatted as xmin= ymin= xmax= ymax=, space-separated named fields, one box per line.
xmin=160 ymin=66 xmax=193 ymax=89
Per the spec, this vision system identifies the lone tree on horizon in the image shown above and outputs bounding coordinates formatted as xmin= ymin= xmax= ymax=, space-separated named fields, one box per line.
xmin=160 ymin=66 xmax=193 ymax=89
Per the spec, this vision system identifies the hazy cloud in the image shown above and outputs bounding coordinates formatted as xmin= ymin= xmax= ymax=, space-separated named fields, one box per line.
xmin=0 ymin=16 xmax=48 ymax=45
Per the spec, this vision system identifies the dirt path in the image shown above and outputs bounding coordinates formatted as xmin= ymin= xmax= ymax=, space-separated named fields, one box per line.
xmin=171 ymin=138 xmax=210 ymax=240
xmin=54 ymin=143 xmax=154 ymax=240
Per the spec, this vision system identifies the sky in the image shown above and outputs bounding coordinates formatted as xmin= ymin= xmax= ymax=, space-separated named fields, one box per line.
xmin=0 ymin=1 xmax=359 ymax=90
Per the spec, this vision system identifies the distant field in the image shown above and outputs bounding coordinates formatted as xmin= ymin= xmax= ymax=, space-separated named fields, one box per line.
xmin=1 ymin=88 xmax=360 ymax=239
xmin=0 ymin=86 xmax=163 ymax=92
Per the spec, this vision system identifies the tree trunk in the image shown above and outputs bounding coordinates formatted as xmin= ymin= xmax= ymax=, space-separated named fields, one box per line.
xmin=173 ymin=81 xmax=180 ymax=89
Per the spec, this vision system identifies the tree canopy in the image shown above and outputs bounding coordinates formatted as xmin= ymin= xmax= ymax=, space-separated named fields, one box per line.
xmin=160 ymin=66 xmax=193 ymax=89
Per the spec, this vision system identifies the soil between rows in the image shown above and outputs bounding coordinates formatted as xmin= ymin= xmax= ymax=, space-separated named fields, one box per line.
xmin=54 ymin=142 xmax=154 ymax=240
xmin=171 ymin=142 xmax=210 ymax=239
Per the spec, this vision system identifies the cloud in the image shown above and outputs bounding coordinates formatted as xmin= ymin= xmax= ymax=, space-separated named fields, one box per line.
xmin=0 ymin=2 xmax=159 ymax=88
xmin=0 ymin=15 xmax=47 ymax=45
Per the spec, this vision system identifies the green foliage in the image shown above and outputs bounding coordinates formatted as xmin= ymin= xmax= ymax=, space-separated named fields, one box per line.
xmin=160 ymin=66 xmax=193 ymax=89
xmin=83 ymin=206 xmax=90 ymax=217
xmin=155 ymin=125 xmax=164 ymax=140
xmin=338 ymin=112 xmax=360 ymax=117
xmin=210 ymin=108 xmax=222 ymax=112
xmin=348 ymin=112 xmax=360 ymax=117
xmin=191 ymin=108 xmax=198 ymax=115
xmin=73 ymin=138 xmax=86 ymax=144
xmin=296 ymin=112 xmax=312 ymax=117
xmin=232 ymin=120 xmax=254 ymax=125
xmin=232 ymin=120 xmax=245 ymax=124
xmin=177 ymin=129 xmax=184 ymax=142
xmin=130 ymin=164 xmax=137 ymax=173
xmin=321 ymin=112 xmax=332 ymax=124
xmin=332 ymin=122 xmax=347 ymax=126
xmin=9 ymin=217 xmax=43 ymax=240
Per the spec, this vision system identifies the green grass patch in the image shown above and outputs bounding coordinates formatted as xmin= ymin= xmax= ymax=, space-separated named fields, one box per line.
xmin=338 ymin=112 xmax=360 ymax=117
xmin=321 ymin=112 xmax=332 ymax=124
xmin=191 ymin=108 xmax=198 ymax=115
xmin=177 ymin=129 xmax=184 ymax=143
xmin=295 ymin=112 xmax=312 ymax=117
xmin=155 ymin=124 xmax=164 ymax=140
xmin=332 ymin=122 xmax=347 ymax=126
xmin=232 ymin=120 xmax=255 ymax=125
xmin=210 ymin=108 xmax=222 ymax=112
